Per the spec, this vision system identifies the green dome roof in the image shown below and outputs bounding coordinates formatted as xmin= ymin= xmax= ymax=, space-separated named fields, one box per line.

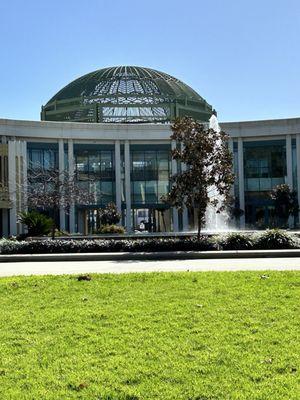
xmin=41 ymin=66 xmax=213 ymax=124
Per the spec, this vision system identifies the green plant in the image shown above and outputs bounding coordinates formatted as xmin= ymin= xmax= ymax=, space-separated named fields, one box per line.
xmin=47 ymin=229 xmax=70 ymax=237
xmin=270 ymin=184 xmax=299 ymax=227
xmin=216 ymin=232 xmax=254 ymax=250
xmin=163 ymin=117 xmax=234 ymax=238
xmin=99 ymin=203 xmax=121 ymax=226
xmin=98 ymin=224 xmax=125 ymax=234
xmin=254 ymin=229 xmax=298 ymax=249
xmin=0 ymin=236 xmax=216 ymax=254
xmin=18 ymin=211 xmax=53 ymax=236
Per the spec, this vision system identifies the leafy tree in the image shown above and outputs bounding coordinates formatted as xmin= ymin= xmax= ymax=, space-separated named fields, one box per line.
xmin=164 ymin=117 xmax=234 ymax=238
xmin=98 ymin=202 xmax=121 ymax=226
xmin=270 ymin=184 xmax=298 ymax=227
xmin=18 ymin=210 xmax=53 ymax=237
xmin=228 ymin=198 xmax=244 ymax=228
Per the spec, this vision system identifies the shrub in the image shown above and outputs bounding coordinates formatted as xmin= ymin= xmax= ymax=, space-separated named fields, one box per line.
xmin=0 ymin=236 xmax=217 ymax=255
xmin=1 ymin=231 xmax=299 ymax=255
xmin=98 ymin=225 xmax=125 ymax=234
xmin=98 ymin=203 xmax=121 ymax=226
xmin=254 ymin=229 xmax=298 ymax=249
xmin=216 ymin=232 xmax=254 ymax=250
xmin=18 ymin=211 xmax=53 ymax=236
xmin=216 ymin=232 xmax=253 ymax=250
xmin=47 ymin=229 xmax=70 ymax=237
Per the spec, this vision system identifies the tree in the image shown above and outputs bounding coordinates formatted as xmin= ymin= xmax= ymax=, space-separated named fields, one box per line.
xmin=164 ymin=117 xmax=234 ymax=239
xmin=26 ymin=166 xmax=94 ymax=239
xmin=270 ymin=184 xmax=298 ymax=227
xmin=98 ymin=202 xmax=121 ymax=226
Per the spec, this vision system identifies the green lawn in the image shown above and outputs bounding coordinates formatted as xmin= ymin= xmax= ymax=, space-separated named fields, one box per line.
xmin=0 ymin=271 xmax=299 ymax=399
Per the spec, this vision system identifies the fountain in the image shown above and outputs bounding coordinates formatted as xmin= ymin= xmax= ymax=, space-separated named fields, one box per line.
xmin=204 ymin=113 xmax=230 ymax=232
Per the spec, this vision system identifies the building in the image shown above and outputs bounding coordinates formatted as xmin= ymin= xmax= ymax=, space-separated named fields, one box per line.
xmin=0 ymin=66 xmax=299 ymax=236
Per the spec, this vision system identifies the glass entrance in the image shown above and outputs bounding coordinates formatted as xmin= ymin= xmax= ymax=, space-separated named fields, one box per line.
xmin=132 ymin=208 xmax=171 ymax=232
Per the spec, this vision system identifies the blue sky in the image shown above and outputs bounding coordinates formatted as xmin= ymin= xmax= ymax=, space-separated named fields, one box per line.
xmin=0 ymin=0 xmax=299 ymax=122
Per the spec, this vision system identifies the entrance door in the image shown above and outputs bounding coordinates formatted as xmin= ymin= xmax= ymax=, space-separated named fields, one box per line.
xmin=132 ymin=208 xmax=171 ymax=232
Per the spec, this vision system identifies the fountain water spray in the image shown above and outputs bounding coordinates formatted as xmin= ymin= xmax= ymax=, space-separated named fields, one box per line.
xmin=204 ymin=112 xmax=230 ymax=232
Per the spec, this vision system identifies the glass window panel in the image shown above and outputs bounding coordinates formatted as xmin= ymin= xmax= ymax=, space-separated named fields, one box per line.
xmin=133 ymin=181 xmax=145 ymax=203
xmin=31 ymin=150 xmax=42 ymax=167
xmin=101 ymin=181 xmax=113 ymax=203
xmin=76 ymin=155 xmax=88 ymax=172
xmin=101 ymin=151 xmax=113 ymax=178
xmin=144 ymin=151 xmax=157 ymax=171
xmin=158 ymin=170 xmax=169 ymax=180
xmin=145 ymin=181 xmax=157 ymax=202
xmin=260 ymin=178 xmax=272 ymax=191
xmin=158 ymin=180 xmax=169 ymax=199
xmin=244 ymin=143 xmax=286 ymax=185
xmin=132 ymin=151 xmax=145 ymax=179
xmin=157 ymin=151 xmax=169 ymax=170
xmin=89 ymin=153 xmax=100 ymax=175
xmin=245 ymin=178 xmax=260 ymax=191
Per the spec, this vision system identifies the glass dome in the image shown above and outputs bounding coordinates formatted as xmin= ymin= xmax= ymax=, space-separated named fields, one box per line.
xmin=41 ymin=66 xmax=213 ymax=123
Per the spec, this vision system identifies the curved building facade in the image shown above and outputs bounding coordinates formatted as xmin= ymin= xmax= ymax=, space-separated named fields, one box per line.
xmin=0 ymin=66 xmax=299 ymax=236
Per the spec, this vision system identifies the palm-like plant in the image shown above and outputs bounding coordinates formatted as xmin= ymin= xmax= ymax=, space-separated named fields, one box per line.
xmin=18 ymin=211 xmax=53 ymax=237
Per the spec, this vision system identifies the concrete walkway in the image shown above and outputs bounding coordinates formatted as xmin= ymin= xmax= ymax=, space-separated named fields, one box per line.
xmin=1 ymin=257 xmax=300 ymax=277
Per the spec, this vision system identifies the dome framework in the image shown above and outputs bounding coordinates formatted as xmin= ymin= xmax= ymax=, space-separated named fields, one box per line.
xmin=41 ymin=66 xmax=213 ymax=124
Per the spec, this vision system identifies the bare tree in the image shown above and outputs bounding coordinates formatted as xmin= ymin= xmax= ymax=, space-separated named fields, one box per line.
xmin=26 ymin=166 xmax=95 ymax=238
xmin=164 ymin=117 xmax=234 ymax=239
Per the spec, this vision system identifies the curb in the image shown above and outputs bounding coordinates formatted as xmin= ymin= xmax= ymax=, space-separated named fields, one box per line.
xmin=1 ymin=249 xmax=300 ymax=263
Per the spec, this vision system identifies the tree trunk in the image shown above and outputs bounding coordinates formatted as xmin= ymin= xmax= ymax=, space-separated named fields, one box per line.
xmin=161 ymin=210 xmax=167 ymax=232
xmin=51 ymin=222 xmax=56 ymax=240
xmin=197 ymin=209 xmax=201 ymax=241
xmin=51 ymin=206 xmax=58 ymax=240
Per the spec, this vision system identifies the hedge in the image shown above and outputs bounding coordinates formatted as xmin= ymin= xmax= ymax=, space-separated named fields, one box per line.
xmin=0 ymin=236 xmax=216 ymax=255
xmin=0 ymin=230 xmax=299 ymax=254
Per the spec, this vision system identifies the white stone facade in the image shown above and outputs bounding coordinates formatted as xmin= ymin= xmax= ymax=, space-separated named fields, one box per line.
xmin=1 ymin=117 xmax=300 ymax=236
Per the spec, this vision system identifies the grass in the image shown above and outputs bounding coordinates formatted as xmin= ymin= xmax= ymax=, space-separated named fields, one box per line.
xmin=0 ymin=271 xmax=299 ymax=399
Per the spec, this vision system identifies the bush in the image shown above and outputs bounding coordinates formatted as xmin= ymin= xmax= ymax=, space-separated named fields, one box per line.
xmin=98 ymin=203 xmax=121 ymax=226
xmin=254 ymin=229 xmax=298 ymax=249
xmin=47 ymin=229 xmax=70 ymax=237
xmin=0 ymin=236 xmax=216 ymax=255
xmin=216 ymin=232 xmax=254 ymax=250
xmin=18 ymin=211 xmax=53 ymax=237
xmin=98 ymin=225 xmax=125 ymax=234
xmin=1 ymin=231 xmax=299 ymax=255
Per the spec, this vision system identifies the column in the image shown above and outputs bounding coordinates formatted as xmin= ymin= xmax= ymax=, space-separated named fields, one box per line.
xmin=68 ymin=139 xmax=75 ymax=233
xmin=171 ymin=140 xmax=179 ymax=231
xmin=124 ymin=140 xmax=131 ymax=232
xmin=21 ymin=141 xmax=28 ymax=211
xmin=1 ymin=136 xmax=8 ymax=236
xmin=114 ymin=140 xmax=122 ymax=218
xmin=2 ymin=210 xmax=9 ymax=237
xmin=296 ymin=134 xmax=300 ymax=225
xmin=227 ymin=138 xmax=235 ymax=228
xmin=15 ymin=141 xmax=22 ymax=234
xmin=58 ymin=139 xmax=66 ymax=231
xmin=20 ymin=141 xmax=27 ymax=235
xmin=286 ymin=135 xmax=293 ymax=228
xmin=8 ymin=140 xmax=17 ymax=236
xmin=0 ymin=136 xmax=9 ymax=237
xmin=238 ymin=138 xmax=245 ymax=229
xmin=228 ymin=138 xmax=234 ymax=196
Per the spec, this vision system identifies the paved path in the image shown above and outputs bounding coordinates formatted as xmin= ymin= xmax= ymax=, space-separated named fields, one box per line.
xmin=1 ymin=257 xmax=300 ymax=277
